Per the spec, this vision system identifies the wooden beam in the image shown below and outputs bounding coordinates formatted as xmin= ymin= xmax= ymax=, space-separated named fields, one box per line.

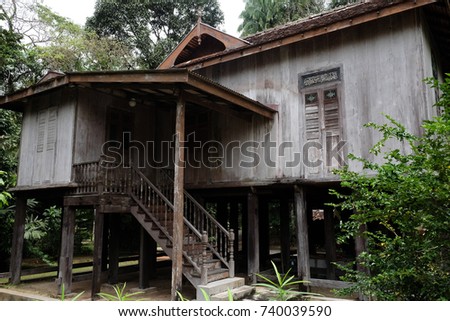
xmin=108 ymin=214 xmax=120 ymax=284
xmin=280 ymin=197 xmax=291 ymax=273
xmin=91 ymin=208 xmax=105 ymax=300
xmin=355 ymin=223 xmax=368 ymax=272
xmin=259 ymin=198 xmax=270 ymax=268
xmin=182 ymin=91 xmax=252 ymax=122
xmin=230 ymin=200 xmax=240 ymax=263
xmin=171 ymin=92 xmax=186 ymax=301
xmin=139 ymin=228 xmax=154 ymax=289
xmin=187 ymin=75 xmax=276 ymax=119
xmin=58 ymin=206 xmax=75 ymax=294
xmin=324 ymin=208 xmax=337 ymax=280
xmin=101 ymin=215 xmax=109 ymax=272
xmin=9 ymin=196 xmax=27 ymax=285
xmin=247 ymin=192 xmax=259 ymax=283
xmin=295 ymin=186 xmax=310 ymax=284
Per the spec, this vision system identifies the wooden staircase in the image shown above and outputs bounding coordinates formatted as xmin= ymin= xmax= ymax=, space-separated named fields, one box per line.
xmin=72 ymin=160 xmax=244 ymax=299
xmin=128 ymin=166 xmax=237 ymax=292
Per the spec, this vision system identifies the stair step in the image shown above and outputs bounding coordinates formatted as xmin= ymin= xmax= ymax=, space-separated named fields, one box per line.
xmin=196 ymin=277 xmax=246 ymax=300
xmin=191 ymin=268 xmax=229 ymax=283
xmin=147 ymin=205 xmax=168 ymax=211
xmin=210 ymin=286 xmax=255 ymax=301
xmin=183 ymin=259 xmax=221 ymax=271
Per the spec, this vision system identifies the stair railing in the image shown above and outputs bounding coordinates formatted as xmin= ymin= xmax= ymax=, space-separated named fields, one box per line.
xmin=159 ymin=169 xmax=235 ymax=277
xmin=129 ymin=165 xmax=206 ymax=277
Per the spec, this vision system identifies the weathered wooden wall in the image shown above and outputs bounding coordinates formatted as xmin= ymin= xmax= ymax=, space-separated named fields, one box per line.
xmin=187 ymin=10 xmax=437 ymax=186
xmin=73 ymin=87 xmax=157 ymax=168
xmin=73 ymin=88 xmax=108 ymax=164
xmin=17 ymin=88 xmax=76 ymax=186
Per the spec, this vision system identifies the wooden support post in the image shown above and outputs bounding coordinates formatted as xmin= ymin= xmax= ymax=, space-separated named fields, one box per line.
xmin=355 ymin=224 xmax=368 ymax=273
xmin=58 ymin=206 xmax=75 ymax=294
xmin=91 ymin=208 xmax=105 ymax=300
xmin=295 ymin=186 xmax=310 ymax=285
xmin=149 ymin=235 xmax=157 ymax=279
xmin=324 ymin=208 xmax=337 ymax=280
xmin=217 ymin=200 xmax=228 ymax=256
xmin=355 ymin=223 xmax=369 ymax=300
xmin=9 ymin=196 xmax=27 ymax=285
xmin=171 ymin=92 xmax=185 ymax=301
xmin=139 ymin=227 xmax=154 ymax=289
xmin=217 ymin=200 xmax=228 ymax=227
xmin=101 ymin=215 xmax=109 ymax=272
xmin=280 ymin=197 xmax=291 ymax=274
xmin=247 ymin=191 xmax=259 ymax=283
xmin=230 ymin=201 xmax=239 ymax=262
xmin=108 ymin=214 xmax=120 ymax=284
xmin=259 ymin=198 xmax=270 ymax=269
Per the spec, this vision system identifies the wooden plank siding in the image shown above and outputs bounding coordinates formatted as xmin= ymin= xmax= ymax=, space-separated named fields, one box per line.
xmin=190 ymin=11 xmax=437 ymax=186
xmin=11 ymin=11 xmax=439 ymax=191
xmin=17 ymin=88 xmax=76 ymax=187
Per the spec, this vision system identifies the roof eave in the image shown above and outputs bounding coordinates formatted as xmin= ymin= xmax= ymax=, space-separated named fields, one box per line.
xmin=174 ymin=0 xmax=437 ymax=70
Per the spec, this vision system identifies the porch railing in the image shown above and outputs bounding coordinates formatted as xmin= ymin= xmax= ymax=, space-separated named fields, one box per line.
xmin=72 ymin=159 xmax=131 ymax=195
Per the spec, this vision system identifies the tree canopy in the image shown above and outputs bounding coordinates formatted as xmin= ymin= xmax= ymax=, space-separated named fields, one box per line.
xmin=238 ymin=0 xmax=324 ymax=37
xmin=86 ymin=0 xmax=224 ymax=69
xmin=331 ymin=76 xmax=450 ymax=300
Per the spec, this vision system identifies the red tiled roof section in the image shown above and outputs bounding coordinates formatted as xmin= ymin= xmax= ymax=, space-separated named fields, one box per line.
xmin=243 ymin=0 xmax=404 ymax=45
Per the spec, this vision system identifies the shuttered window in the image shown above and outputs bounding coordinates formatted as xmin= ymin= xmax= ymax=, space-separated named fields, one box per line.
xmin=304 ymin=87 xmax=342 ymax=172
xmin=36 ymin=107 xmax=58 ymax=153
xmin=304 ymin=88 xmax=340 ymax=139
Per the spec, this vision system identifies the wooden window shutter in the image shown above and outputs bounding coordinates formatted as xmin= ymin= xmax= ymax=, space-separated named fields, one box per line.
xmin=37 ymin=107 xmax=58 ymax=153
xmin=46 ymin=107 xmax=57 ymax=151
xmin=37 ymin=109 xmax=47 ymax=153
xmin=323 ymin=89 xmax=339 ymax=131
xmin=304 ymin=92 xmax=320 ymax=141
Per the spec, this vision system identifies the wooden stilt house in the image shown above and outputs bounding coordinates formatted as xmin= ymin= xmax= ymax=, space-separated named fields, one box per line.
xmin=1 ymin=0 xmax=449 ymax=300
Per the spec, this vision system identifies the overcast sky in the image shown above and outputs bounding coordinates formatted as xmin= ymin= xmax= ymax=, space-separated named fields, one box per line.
xmin=41 ymin=0 xmax=245 ymax=37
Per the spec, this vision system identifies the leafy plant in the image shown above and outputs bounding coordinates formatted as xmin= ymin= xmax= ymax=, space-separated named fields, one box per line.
xmin=59 ymin=283 xmax=84 ymax=301
xmin=256 ymin=261 xmax=311 ymax=301
xmin=330 ymin=76 xmax=450 ymax=300
xmin=97 ymin=283 xmax=143 ymax=301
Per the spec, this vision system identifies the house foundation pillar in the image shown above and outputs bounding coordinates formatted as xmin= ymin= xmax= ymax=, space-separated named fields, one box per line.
xmin=92 ymin=208 xmax=105 ymax=300
xmin=247 ymin=191 xmax=259 ymax=283
xmin=295 ymin=186 xmax=310 ymax=287
xmin=9 ymin=195 xmax=27 ymax=285
xmin=58 ymin=206 xmax=75 ymax=294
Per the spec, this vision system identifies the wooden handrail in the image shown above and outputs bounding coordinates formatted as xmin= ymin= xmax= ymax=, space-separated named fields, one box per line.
xmin=161 ymin=169 xmax=230 ymax=237
xmin=160 ymin=169 xmax=233 ymax=268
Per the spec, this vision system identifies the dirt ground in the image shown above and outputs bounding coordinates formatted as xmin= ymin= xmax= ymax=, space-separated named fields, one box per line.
xmin=1 ymin=263 xmax=356 ymax=301
xmin=1 ymin=266 xmax=196 ymax=301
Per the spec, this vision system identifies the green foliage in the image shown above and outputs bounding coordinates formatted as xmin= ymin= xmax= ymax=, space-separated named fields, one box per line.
xmin=0 ymin=171 xmax=14 ymax=270
xmin=86 ymin=0 xmax=224 ymax=69
xmin=23 ymin=205 xmax=62 ymax=264
xmin=59 ymin=283 xmax=85 ymax=301
xmin=256 ymin=261 xmax=311 ymax=301
xmin=97 ymin=283 xmax=143 ymax=301
xmin=0 ymin=3 xmax=42 ymax=94
xmin=328 ymin=0 xmax=359 ymax=9
xmin=238 ymin=0 xmax=324 ymax=37
xmin=33 ymin=4 xmax=134 ymax=72
xmin=0 ymin=171 xmax=12 ymax=208
xmin=331 ymin=76 xmax=450 ymax=300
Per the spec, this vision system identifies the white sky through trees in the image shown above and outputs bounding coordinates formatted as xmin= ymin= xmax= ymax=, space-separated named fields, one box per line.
xmin=42 ymin=0 xmax=245 ymax=37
